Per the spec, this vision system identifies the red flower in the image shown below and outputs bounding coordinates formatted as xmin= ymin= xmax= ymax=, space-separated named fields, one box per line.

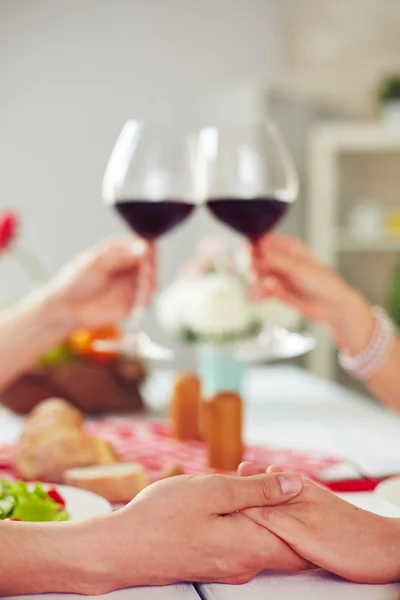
xmin=0 ymin=212 xmax=18 ymax=252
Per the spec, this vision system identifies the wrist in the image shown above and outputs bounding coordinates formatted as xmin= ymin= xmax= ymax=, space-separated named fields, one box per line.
xmin=327 ymin=286 xmax=375 ymax=356
xmin=49 ymin=517 xmax=125 ymax=594
xmin=63 ymin=516 xmax=124 ymax=594
xmin=29 ymin=285 xmax=76 ymax=341
xmin=100 ymin=506 xmax=175 ymax=589
xmin=46 ymin=519 xmax=112 ymax=594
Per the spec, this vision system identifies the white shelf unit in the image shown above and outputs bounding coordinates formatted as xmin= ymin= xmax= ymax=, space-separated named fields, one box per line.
xmin=306 ymin=123 xmax=400 ymax=380
xmin=337 ymin=229 xmax=400 ymax=252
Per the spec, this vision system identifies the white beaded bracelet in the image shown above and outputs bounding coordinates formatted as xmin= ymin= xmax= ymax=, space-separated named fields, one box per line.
xmin=338 ymin=306 xmax=395 ymax=381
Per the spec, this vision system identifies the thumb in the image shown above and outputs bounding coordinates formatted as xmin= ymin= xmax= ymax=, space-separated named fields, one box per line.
xmin=209 ymin=472 xmax=303 ymax=514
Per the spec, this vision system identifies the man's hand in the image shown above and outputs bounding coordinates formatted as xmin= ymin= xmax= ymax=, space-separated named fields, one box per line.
xmin=100 ymin=472 xmax=309 ymax=590
xmin=48 ymin=238 xmax=155 ymax=332
xmin=239 ymin=463 xmax=400 ymax=584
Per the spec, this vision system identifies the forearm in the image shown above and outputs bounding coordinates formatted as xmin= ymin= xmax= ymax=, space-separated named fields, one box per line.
xmin=328 ymin=287 xmax=400 ymax=411
xmin=0 ymin=508 xmax=167 ymax=596
xmin=0 ymin=519 xmax=112 ymax=596
xmin=365 ymin=337 xmax=400 ymax=412
xmin=0 ymin=287 xmax=73 ymax=391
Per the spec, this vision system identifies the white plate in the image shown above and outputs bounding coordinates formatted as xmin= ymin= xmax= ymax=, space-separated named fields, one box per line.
xmin=45 ymin=484 xmax=112 ymax=521
xmin=374 ymin=476 xmax=400 ymax=511
xmin=338 ymin=490 xmax=400 ymax=517
xmin=234 ymin=329 xmax=316 ymax=363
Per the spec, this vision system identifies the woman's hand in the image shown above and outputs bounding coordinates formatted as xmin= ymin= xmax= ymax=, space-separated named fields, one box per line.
xmin=48 ymin=237 xmax=155 ymax=332
xmin=93 ymin=472 xmax=310 ymax=592
xmin=239 ymin=463 xmax=400 ymax=584
xmin=250 ymin=234 xmax=375 ymax=355
xmin=0 ymin=238 xmax=155 ymax=392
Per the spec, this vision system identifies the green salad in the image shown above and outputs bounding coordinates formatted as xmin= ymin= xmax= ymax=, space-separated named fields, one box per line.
xmin=0 ymin=480 xmax=69 ymax=522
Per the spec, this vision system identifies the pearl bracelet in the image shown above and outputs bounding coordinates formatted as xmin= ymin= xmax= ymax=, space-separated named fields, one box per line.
xmin=338 ymin=306 xmax=395 ymax=381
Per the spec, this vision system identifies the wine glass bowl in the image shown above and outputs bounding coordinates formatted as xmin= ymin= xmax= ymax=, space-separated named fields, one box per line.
xmin=198 ymin=120 xmax=298 ymax=241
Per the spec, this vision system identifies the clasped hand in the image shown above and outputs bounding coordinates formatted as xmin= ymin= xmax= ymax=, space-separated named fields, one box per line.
xmin=93 ymin=466 xmax=400 ymax=591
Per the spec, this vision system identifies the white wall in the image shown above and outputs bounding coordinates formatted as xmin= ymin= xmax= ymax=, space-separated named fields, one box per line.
xmin=0 ymin=0 xmax=283 ymax=366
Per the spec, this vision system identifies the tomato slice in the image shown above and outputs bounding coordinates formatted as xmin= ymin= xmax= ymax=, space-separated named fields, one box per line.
xmin=47 ymin=487 xmax=66 ymax=508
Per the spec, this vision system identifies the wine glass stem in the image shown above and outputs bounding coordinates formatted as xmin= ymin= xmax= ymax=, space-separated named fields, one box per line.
xmin=250 ymin=238 xmax=263 ymax=303
xmin=129 ymin=304 xmax=146 ymax=333
xmin=127 ymin=254 xmax=152 ymax=334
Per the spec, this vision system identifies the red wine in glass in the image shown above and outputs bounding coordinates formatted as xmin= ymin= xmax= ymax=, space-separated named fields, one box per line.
xmin=206 ymin=196 xmax=289 ymax=242
xmin=115 ymin=199 xmax=195 ymax=240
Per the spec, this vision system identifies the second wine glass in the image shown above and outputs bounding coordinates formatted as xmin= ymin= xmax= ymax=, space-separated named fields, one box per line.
xmin=197 ymin=119 xmax=299 ymax=355
xmin=98 ymin=119 xmax=198 ymax=360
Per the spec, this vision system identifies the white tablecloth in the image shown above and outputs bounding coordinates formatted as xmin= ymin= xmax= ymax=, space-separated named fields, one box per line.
xmin=8 ymin=586 xmax=199 ymax=600
xmin=199 ymin=570 xmax=400 ymax=600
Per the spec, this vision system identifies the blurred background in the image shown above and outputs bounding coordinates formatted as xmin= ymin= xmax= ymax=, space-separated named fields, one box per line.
xmin=1 ymin=0 xmax=400 ymax=382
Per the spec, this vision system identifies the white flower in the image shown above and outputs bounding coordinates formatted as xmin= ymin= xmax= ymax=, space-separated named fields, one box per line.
xmin=156 ymin=279 xmax=199 ymax=334
xmin=182 ymin=273 xmax=258 ymax=339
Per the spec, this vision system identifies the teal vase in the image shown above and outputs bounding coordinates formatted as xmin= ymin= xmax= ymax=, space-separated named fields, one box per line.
xmin=196 ymin=345 xmax=246 ymax=397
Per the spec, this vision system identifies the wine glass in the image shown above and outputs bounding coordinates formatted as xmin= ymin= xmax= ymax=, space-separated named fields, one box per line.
xmin=197 ymin=119 xmax=300 ymax=360
xmin=96 ymin=119 xmax=198 ymax=360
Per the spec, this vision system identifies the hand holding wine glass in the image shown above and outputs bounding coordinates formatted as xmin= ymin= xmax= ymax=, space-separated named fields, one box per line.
xmin=52 ymin=237 xmax=155 ymax=330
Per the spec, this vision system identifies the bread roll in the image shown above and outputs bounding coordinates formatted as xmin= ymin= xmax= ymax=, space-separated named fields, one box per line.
xmin=15 ymin=398 xmax=119 ymax=481
xmin=20 ymin=398 xmax=83 ymax=445
xmin=65 ymin=463 xmax=148 ymax=502
xmin=28 ymin=398 xmax=83 ymax=426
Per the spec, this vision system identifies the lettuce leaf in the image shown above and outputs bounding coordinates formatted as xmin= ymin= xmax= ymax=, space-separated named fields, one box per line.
xmin=0 ymin=480 xmax=70 ymax=522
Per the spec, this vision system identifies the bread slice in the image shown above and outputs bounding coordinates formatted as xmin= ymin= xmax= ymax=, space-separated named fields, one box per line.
xmin=65 ymin=463 xmax=148 ymax=503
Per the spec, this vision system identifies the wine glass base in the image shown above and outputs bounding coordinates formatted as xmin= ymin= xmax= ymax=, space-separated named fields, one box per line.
xmin=93 ymin=332 xmax=174 ymax=361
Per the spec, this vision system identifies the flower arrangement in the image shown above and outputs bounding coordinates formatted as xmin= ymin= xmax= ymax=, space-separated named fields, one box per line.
xmin=157 ymin=238 xmax=300 ymax=346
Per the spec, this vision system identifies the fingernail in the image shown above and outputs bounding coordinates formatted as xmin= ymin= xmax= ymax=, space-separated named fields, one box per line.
xmin=278 ymin=473 xmax=303 ymax=495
